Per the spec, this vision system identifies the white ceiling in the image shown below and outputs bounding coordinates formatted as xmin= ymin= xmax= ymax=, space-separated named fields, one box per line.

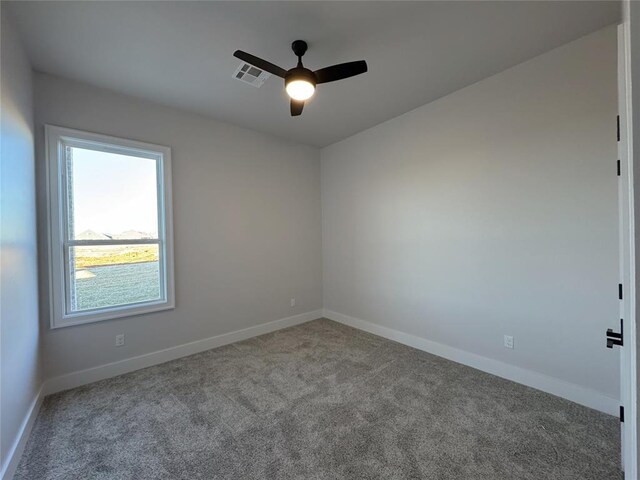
xmin=6 ymin=1 xmax=619 ymax=147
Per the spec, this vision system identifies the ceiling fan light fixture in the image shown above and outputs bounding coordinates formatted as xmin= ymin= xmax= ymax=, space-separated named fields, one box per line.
xmin=286 ymin=79 xmax=315 ymax=101
xmin=285 ymin=68 xmax=317 ymax=101
xmin=234 ymin=40 xmax=367 ymax=116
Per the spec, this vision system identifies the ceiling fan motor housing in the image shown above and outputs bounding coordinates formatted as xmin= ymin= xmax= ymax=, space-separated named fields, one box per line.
xmin=285 ymin=68 xmax=317 ymax=89
xmin=291 ymin=40 xmax=308 ymax=58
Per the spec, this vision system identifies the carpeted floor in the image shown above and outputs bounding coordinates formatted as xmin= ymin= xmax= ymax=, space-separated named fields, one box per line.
xmin=16 ymin=318 xmax=621 ymax=479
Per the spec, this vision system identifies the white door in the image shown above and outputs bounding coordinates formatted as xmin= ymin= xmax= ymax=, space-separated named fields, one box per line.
xmin=616 ymin=23 xmax=636 ymax=479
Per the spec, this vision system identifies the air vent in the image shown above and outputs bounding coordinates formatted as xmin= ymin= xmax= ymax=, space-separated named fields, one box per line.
xmin=233 ymin=62 xmax=271 ymax=87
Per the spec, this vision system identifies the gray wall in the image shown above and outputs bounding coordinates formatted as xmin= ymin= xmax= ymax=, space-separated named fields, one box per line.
xmin=35 ymin=74 xmax=322 ymax=378
xmin=321 ymin=27 xmax=619 ymax=400
xmin=0 ymin=10 xmax=41 ymax=474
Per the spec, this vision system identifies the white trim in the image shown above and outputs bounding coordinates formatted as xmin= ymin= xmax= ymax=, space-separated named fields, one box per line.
xmin=54 ymin=301 xmax=176 ymax=328
xmin=44 ymin=309 xmax=322 ymax=395
xmin=0 ymin=386 xmax=44 ymax=480
xmin=620 ymin=7 xmax=638 ymax=478
xmin=44 ymin=125 xmax=175 ymax=329
xmin=323 ymin=309 xmax=619 ymax=416
xmin=67 ymin=239 xmax=161 ymax=246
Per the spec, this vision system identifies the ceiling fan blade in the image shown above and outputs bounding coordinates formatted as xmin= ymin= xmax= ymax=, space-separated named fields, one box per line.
xmin=314 ymin=60 xmax=367 ymax=84
xmin=233 ymin=50 xmax=287 ymax=78
xmin=290 ymin=99 xmax=304 ymax=116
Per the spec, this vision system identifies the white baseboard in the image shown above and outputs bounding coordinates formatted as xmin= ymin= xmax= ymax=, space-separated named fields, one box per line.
xmin=44 ymin=309 xmax=322 ymax=396
xmin=4 ymin=307 xmax=616 ymax=480
xmin=323 ymin=309 xmax=619 ymax=416
xmin=1 ymin=385 xmax=44 ymax=480
xmin=2 ymin=310 xmax=321 ymax=480
xmin=0 ymin=309 xmax=619 ymax=480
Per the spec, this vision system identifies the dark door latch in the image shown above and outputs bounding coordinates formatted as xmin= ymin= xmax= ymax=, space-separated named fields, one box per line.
xmin=606 ymin=319 xmax=623 ymax=349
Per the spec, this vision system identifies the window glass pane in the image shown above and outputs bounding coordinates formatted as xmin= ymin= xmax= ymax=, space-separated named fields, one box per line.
xmin=68 ymin=244 xmax=161 ymax=312
xmin=66 ymin=146 xmax=159 ymax=240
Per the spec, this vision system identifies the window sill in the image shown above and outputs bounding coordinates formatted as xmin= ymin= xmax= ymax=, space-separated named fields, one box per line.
xmin=51 ymin=300 xmax=175 ymax=329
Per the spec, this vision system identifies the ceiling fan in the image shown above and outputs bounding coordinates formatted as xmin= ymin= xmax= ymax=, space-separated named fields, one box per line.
xmin=233 ymin=40 xmax=367 ymax=117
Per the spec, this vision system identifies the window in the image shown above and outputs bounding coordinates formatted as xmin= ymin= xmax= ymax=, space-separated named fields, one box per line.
xmin=46 ymin=126 xmax=174 ymax=328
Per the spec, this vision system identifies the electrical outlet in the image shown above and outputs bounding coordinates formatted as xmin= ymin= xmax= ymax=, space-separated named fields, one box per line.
xmin=290 ymin=298 xmax=296 ymax=307
xmin=503 ymin=335 xmax=514 ymax=349
xmin=115 ymin=334 xmax=125 ymax=347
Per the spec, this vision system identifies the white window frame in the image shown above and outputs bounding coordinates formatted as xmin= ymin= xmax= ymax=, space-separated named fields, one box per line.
xmin=46 ymin=125 xmax=175 ymax=328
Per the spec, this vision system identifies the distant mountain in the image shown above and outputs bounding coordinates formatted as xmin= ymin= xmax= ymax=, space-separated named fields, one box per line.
xmin=76 ymin=229 xmax=155 ymax=240
xmin=111 ymin=230 xmax=154 ymax=240
xmin=76 ymin=229 xmax=112 ymax=240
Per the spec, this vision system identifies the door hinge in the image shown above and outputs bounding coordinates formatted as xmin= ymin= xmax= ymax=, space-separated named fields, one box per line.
xmin=617 ymin=160 xmax=621 ymax=176
xmin=617 ymin=115 xmax=621 ymax=142
xmin=606 ymin=318 xmax=624 ymax=349
xmin=620 ymin=406 xmax=625 ymax=423
xmin=619 ymin=283 xmax=623 ymax=300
